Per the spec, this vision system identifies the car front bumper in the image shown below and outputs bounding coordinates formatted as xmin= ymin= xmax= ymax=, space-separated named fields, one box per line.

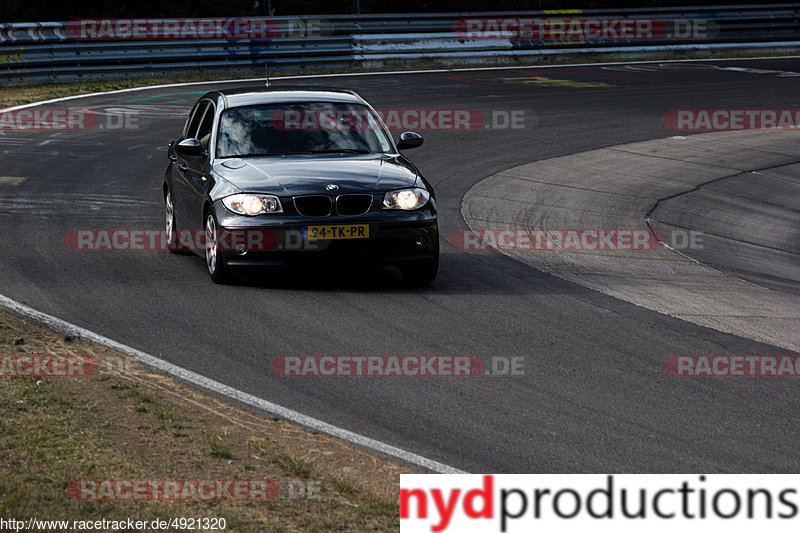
xmin=212 ymin=201 xmax=438 ymax=268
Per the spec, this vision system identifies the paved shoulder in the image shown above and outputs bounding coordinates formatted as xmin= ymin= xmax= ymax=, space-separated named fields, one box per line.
xmin=462 ymin=130 xmax=800 ymax=351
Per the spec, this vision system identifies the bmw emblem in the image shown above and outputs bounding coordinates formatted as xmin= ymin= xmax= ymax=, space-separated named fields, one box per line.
xmin=326 ymin=184 xmax=339 ymax=191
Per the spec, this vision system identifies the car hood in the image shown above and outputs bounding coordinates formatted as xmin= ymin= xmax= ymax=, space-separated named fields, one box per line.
xmin=212 ymin=154 xmax=420 ymax=196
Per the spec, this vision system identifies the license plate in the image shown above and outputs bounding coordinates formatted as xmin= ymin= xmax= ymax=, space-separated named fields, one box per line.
xmin=303 ymin=224 xmax=369 ymax=240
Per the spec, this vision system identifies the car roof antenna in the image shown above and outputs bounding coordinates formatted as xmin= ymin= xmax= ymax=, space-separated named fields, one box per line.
xmin=265 ymin=64 xmax=270 ymax=88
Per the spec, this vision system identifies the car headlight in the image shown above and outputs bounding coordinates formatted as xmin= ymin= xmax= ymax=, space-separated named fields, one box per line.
xmin=222 ymin=194 xmax=283 ymax=215
xmin=383 ymin=188 xmax=430 ymax=210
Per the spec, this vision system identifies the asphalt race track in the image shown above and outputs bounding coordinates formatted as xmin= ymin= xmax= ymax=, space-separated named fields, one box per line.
xmin=1 ymin=57 xmax=799 ymax=473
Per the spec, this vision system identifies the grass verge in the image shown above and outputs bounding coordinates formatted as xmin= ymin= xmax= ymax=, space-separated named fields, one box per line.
xmin=0 ymin=310 xmax=404 ymax=532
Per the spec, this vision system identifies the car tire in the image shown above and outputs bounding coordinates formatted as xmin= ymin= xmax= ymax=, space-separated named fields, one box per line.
xmin=400 ymin=238 xmax=439 ymax=285
xmin=205 ymin=212 xmax=231 ymax=284
xmin=165 ymin=189 xmax=190 ymax=254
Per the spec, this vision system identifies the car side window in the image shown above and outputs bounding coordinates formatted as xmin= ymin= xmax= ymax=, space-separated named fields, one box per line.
xmin=196 ymin=102 xmax=216 ymax=151
xmin=182 ymin=105 xmax=196 ymax=137
xmin=185 ymin=101 xmax=209 ymax=139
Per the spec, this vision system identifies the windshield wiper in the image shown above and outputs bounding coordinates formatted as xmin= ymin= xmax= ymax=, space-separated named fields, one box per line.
xmin=308 ymin=148 xmax=371 ymax=154
xmin=228 ymin=149 xmax=372 ymax=158
xmin=231 ymin=152 xmax=312 ymax=157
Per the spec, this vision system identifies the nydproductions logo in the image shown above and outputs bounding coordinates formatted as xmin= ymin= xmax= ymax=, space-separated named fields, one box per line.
xmin=401 ymin=474 xmax=800 ymax=532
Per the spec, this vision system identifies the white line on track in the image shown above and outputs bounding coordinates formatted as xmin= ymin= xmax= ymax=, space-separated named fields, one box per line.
xmin=0 ymin=294 xmax=466 ymax=474
xmin=2 ymin=54 xmax=799 ymax=113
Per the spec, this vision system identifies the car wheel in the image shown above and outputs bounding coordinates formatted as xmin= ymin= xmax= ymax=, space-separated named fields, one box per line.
xmin=400 ymin=238 xmax=439 ymax=285
xmin=165 ymin=190 xmax=190 ymax=254
xmin=205 ymin=213 xmax=230 ymax=284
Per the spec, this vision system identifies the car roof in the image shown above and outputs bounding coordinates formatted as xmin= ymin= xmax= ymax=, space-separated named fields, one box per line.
xmin=199 ymin=87 xmax=367 ymax=108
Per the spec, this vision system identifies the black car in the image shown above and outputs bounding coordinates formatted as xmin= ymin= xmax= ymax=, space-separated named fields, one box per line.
xmin=163 ymin=87 xmax=439 ymax=284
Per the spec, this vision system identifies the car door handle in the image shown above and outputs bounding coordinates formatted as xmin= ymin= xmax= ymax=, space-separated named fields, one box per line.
xmin=169 ymin=154 xmax=177 ymax=162
xmin=177 ymin=163 xmax=188 ymax=172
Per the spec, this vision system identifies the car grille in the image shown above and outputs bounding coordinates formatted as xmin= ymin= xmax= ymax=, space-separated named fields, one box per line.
xmin=294 ymin=195 xmax=332 ymax=217
xmin=336 ymin=194 xmax=373 ymax=216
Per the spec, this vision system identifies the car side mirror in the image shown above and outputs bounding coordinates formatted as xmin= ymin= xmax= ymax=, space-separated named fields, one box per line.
xmin=397 ymin=131 xmax=423 ymax=150
xmin=176 ymin=138 xmax=205 ymax=157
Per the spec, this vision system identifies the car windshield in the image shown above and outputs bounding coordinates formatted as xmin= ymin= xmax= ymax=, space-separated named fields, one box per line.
xmin=216 ymin=102 xmax=394 ymax=158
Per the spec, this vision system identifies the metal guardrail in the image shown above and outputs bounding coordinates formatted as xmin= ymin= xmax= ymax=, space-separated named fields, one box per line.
xmin=2 ymin=5 xmax=800 ymax=85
